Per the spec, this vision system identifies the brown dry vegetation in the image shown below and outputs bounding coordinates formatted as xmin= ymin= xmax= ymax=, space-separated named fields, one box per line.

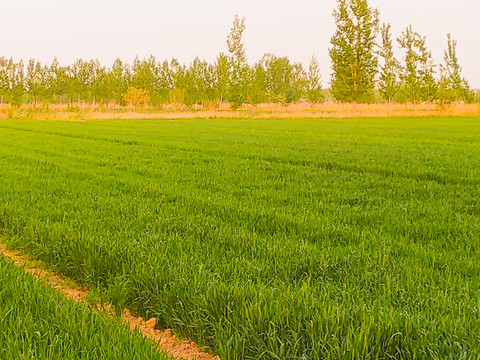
xmin=0 ymin=102 xmax=479 ymax=121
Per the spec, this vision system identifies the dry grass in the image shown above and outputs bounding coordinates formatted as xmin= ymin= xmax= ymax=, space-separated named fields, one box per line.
xmin=0 ymin=102 xmax=479 ymax=120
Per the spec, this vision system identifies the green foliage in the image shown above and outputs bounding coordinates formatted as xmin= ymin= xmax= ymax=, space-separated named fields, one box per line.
xmin=108 ymin=276 xmax=132 ymax=316
xmin=474 ymin=89 xmax=480 ymax=103
xmin=0 ymin=12 xmax=474 ymax=107
xmin=257 ymin=54 xmax=305 ymax=103
xmin=226 ymin=15 xmax=249 ymax=109
xmin=0 ymin=58 xmax=25 ymax=106
xmin=378 ymin=23 xmax=400 ymax=103
xmin=215 ymin=53 xmax=231 ymax=105
xmin=106 ymin=58 xmax=131 ymax=105
xmin=183 ymin=57 xmax=216 ymax=105
xmin=438 ymin=34 xmax=472 ymax=103
xmin=68 ymin=59 xmax=108 ymax=103
xmin=49 ymin=57 xmax=70 ymax=103
xmin=131 ymin=56 xmax=160 ymax=105
xmin=397 ymin=26 xmax=437 ymax=103
xmin=122 ymin=87 xmax=150 ymax=108
xmin=168 ymin=87 xmax=185 ymax=104
xmin=1 ymin=118 xmax=480 ymax=359
xmin=329 ymin=0 xmax=380 ymax=102
xmin=0 ymin=257 xmax=169 ymax=359
xmin=25 ymin=59 xmax=47 ymax=105
xmin=306 ymin=55 xmax=324 ymax=103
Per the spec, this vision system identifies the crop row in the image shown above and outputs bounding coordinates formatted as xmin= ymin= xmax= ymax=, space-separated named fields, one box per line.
xmin=0 ymin=117 xmax=479 ymax=359
xmin=0 ymin=256 xmax=169 ymax=359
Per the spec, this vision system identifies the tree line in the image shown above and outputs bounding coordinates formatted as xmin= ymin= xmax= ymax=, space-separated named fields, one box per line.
xmin=330 ymin=0 xmax=473 ymax=104
xmin=0 ymin=1 xmax=475 ymax=109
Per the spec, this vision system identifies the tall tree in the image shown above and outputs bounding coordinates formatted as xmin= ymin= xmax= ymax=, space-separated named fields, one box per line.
xmin=306 ymin=55 xmax=324 ymax=103
xmin=438 ymin=34 xmax=471 ymax=103
xmin=25 ymin=59 xmax=45 ymax=106
xmin=184 ymin=57 xmax=210 ymax=105
xmin=48 ymin=58 xmax=69 ymax=104
xmin=131 ymin=56 xmax=159 ymax=104
xmin=157 ymin=60 xmax=174 ymax=104
xmin=70 ymin=59 xmax=93 ymax=103
xmin=214 ymin=53 xmax=231 ymax=106
xmin=262 ymin=54 xmax=291 ymax=103
xmin=168 ymin=58 xmax=186 ymax=104
xmin=258 ymin=54 xmax=306 ymax=104
xmin=0 ymin=57 xmax=9 ymax=104
xmin=105 ymin=58 xmax=130 ymax=105
xmin=89 ymin=59 xmax=107 ymax=105
xmin=250 ymin=61 xmax=267 ymax=104
xmin=378 ymin=23 xmax=400 ymax=103
xmin=226 ymin=15 xmax=249 ymax=109
xmin=329 ymin=0 xmax=380 ymax=103
xmin=397 ymin=26 xmax=437 ymax=103
xmin=0 ymin=58 xmax=24 ymax=106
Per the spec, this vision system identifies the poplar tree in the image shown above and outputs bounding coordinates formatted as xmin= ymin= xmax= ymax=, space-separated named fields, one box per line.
xmin=10 ymin=60 xmax=25 ymax=106
xmin=25 ymin=59 xmax=45 ymax=106
xmin=70 ymin=59 xmax=92 ymax=103
xmin=378 ymin=23 xmax=400 ymax=103
xmin=131 ymin=56 xmax=159 ymax=104
xmin=185 ymin=57 xmax=213 ymax=105
xmin=106 ymin=58 xmax=130 ymax=105
xmin=48 ymin=58 xmax=68 ymax=104
xmin=0 ymin=58 xmax=9 ymax=104
xmin=0 ymin=58 xmax=24 ymax=106
xmin=397 ymin=26 xmax=437 ymax=103
xmin=158 ymin=60 xmax=174 ymax=103
xmin=438 ymin=34 xmax=471 ymax=103
xmin=290 ymin=62 xmax=307 ymax=103
xmin=250 ymin=61 xmax=267 ymax=104
xmin=89 ymin=59 xmax=107 ymax=106
xmin=262 ymin=54 xmax=296 ymax=103
xmin=306 ymin=55 xmax=324 ymax=103
xmin=226 ymin=15 xmax=249 ymax=109
xmin=214 ymin=53 xmax=231 ymax=107
xmin=329 ymin=0 xmax=380 ymax=103
xmin=169 ymin=58 xmax=187 ymax=104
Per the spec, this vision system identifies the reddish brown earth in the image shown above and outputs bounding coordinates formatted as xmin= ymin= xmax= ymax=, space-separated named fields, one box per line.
xmin=0 ymin=243 xmax=219 ymax=360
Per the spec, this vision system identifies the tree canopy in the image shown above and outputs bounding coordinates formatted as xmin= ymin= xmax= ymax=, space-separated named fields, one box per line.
xmin=0 ymin=10 xmax=474 ymax=108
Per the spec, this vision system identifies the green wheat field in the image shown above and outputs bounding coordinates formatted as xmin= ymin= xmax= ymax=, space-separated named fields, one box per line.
xmin=0 ymin=117 xmax=479 ymax=359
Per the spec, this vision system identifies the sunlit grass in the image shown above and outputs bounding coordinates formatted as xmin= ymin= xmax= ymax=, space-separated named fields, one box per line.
xmin=0 ymin=257 xmax=170 ymax=359
xmin=0 ymin=117 xmax=479 ymax=359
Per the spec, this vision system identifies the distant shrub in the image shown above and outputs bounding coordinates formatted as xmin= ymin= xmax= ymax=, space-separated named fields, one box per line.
xmin=122 ymin=87 xmax=150 ymax=109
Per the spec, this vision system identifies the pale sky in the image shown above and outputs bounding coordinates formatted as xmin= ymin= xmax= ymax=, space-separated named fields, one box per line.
xmin=1 ymin=0 xmax=479 ymax=87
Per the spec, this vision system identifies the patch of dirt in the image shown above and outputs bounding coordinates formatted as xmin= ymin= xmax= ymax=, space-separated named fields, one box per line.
xmin=0 ymin=243 xmax=219 ymax=360
xmin=123 ymin=309 xmax=216 ymax=360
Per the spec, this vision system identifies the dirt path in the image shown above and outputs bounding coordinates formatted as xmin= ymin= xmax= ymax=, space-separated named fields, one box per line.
xmin=0 ymin=243 xmax=219 ymax=360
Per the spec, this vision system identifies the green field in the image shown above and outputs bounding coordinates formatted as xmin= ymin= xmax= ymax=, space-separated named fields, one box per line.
xmin=0 ymin=117 xmax=479 ymax=359
xmin=0 ymin=256 xmax=169 ymax=359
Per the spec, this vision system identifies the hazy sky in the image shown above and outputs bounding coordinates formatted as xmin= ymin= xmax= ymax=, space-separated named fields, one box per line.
xmin=1 ymin=0 xmax=479 ymax=87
